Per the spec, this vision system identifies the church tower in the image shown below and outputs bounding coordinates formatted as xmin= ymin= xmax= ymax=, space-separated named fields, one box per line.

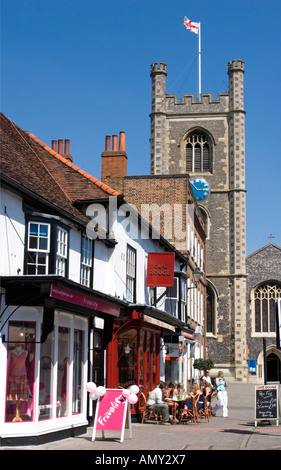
xmin=150 ymin=59 xmax=247 ymax=381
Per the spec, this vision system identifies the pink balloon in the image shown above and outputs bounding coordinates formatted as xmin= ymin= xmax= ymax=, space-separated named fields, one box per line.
xmin=130 ymin=385 xmax=139 ymax=395
xmin=128 ymin=393 xmax=138 ymax=404
xmin=122 ymin=389 xmax=131 ymax=398
xmin=86 ymin=382 xmax=96 ymax=393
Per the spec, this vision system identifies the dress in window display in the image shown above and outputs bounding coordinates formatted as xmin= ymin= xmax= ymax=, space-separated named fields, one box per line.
xmin=7 ymin=345 xmax=30 ymax=422
xmin=7 ymin=345 xmax=29 ymax=401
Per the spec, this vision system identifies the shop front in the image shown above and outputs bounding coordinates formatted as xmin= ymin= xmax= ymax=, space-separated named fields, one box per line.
xmin=106 ymin=306 xmax=185 ymax=419
xmin=0 ymin=276 xmax=124 ymax=446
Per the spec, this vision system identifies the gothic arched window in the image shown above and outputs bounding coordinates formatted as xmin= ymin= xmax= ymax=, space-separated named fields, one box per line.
xmin=254 ymin=282 xmax=281 ymax=333
xmin=206 ymin=284 xmax=217 ymax=334
xmin=186 ymin=131 xmax=212 ymax=173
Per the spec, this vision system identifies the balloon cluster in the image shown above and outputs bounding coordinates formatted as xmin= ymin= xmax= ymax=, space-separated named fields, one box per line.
xmin=85 ymin=382 xmax=106 ymax=400
xmin=121 ymin=384 xmax=139 ymax=404
xmin=85 ymin=382 xmax=139 ymax=404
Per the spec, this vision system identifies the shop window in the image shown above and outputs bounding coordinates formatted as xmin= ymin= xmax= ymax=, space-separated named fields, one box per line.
xmin=118 ymin=328 xmax=137 ymax=388
xmin=80 ymin=235 xmax=93 ymax=287
xmin=72 ymin=330 xmax=84 ymax=414
xmin=56 ymin=327 xmax=70 ymax=417
xmin=5 ymin=321 xmax=36 ymax=423
xmin=93 ymin=330 xmax=104 ymax=385
xmin=38 ymin=331 xmax=54 ymax=421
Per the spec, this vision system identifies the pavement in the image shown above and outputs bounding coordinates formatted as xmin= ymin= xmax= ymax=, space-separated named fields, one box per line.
xmin=1 ymin=383 xmax=281 ymax=453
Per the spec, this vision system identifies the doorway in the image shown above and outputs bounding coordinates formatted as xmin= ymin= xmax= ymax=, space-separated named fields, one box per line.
xmin=266 ymin=353 xmax=281 ymax=382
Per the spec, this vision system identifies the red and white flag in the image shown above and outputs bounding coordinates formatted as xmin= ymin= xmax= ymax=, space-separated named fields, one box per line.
xmin=183 ymin=16 xmax=199 ymax=34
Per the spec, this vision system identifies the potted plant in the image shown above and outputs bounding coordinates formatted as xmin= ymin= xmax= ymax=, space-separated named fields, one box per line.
xmin=193 ymin=358 xmax=214 ymax=371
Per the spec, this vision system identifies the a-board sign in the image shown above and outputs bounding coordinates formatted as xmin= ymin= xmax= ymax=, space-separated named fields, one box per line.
xmin=255 ymin=385 xmax=279 ymax=426
xmin=92 ymin=389 xmax=132 ymax=443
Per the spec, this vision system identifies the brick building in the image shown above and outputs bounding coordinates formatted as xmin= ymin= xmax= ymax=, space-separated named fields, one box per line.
xmin=101 ymin=131 xmax=207 ymax=382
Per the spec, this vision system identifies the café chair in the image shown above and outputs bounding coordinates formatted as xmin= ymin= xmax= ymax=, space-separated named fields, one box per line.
xmin=178 ymin=396 xmax=199 ymax=424
xmin=198 ymin=392 xmax=212 ymax=422
xmin=139 ymin=392 xmax=162 ymax=424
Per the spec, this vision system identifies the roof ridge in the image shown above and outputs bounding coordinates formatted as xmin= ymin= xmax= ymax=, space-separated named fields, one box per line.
xmin=247 ymin=242 xmax=281 ymax=259
xmin=26 ymin=132 xmax=121 ymax=197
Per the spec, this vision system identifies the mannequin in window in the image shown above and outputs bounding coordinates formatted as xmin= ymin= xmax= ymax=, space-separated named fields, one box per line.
xmin=7 ymin=344 xmax=29 ymax=422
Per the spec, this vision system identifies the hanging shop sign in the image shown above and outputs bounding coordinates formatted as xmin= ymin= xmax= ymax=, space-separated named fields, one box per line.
xmin=146 ymin=252 xmax=175 ymax=287
xmin=50 ymin=284 xmax=120 ymax=317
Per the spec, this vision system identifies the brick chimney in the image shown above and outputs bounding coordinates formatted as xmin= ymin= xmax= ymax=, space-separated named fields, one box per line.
xmin=101 ymin=131 xmax=127 ymax=180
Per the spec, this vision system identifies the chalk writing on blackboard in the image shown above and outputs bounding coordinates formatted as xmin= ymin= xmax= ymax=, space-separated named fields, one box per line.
xmin=255 ymin=385 xmax=279 ymax=426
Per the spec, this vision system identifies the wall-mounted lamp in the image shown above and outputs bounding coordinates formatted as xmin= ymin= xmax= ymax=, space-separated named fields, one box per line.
xmin=187 ymin=267 xmax=201 ymax=290
xmin=124 ymin=344 xmax=131 ymax=354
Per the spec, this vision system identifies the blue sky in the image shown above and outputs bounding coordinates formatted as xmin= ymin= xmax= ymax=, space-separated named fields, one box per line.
xmin=1 ymin=0 xmax=281 ymax=255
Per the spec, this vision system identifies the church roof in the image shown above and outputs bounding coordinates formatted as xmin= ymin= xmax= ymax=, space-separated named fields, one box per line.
xmin=246 ymin=242 xmax=281 ymax=260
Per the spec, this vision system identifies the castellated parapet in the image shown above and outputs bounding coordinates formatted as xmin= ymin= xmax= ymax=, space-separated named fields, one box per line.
xmin=228 ymin=59 xmax=245 ymax=73
xmin=150 ymin=62 xmax=167 ymax=76
xmin=165 ymin=92 xmax=229 ymax=114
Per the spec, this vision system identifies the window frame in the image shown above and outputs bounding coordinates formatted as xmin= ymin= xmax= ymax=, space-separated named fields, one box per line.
xmin=126 ymin=244 xmax=136 ymax=303
xmin=26 ymin=221 xmax=51 ymax=275
xmin=80 ymin=235 xmax=94 ymax=287
xmin=25 ymin=216 xmax=69 ymax=277
xmin=185 ymin=130 xmax=212 ymax=174
xmin=252 ymin=282 xmax=281 ymax=337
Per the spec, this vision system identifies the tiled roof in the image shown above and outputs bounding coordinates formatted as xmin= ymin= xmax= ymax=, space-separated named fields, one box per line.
xmin=0 ymin=113 xmax=120 ymax=225
xmin=26 ymin=132 xmax=121 ymax=200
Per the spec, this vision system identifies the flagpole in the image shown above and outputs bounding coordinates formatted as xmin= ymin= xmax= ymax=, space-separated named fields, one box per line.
xmin=198 ymin=22 xmax=201 ymax=97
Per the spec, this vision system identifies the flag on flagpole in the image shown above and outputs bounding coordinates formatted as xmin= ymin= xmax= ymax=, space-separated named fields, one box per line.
xmin=183 ymin=16 xmax=199 ymax=34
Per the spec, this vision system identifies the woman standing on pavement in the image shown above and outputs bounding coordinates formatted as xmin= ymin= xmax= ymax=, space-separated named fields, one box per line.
xmin=211 ymin=371 xmax=228 ymax=418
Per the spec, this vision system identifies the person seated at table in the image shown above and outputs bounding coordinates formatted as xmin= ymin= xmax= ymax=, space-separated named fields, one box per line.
xmin=183 ymin=383 xmax=204 ymax=411
xmin=177 ymin=382 xmax=185 ymax=396
xmin=166 ymin=381 xmax=179 ymax=423
xmin=146 ymin=381 xmax=171 ymax=425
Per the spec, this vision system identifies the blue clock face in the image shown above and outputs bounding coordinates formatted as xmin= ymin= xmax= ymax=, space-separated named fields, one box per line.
xmin=189 ymin=178 xmax=210 ymax=201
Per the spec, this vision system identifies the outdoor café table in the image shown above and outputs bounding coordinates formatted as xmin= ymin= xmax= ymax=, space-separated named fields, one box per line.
xmin=165 ymin=394 xmax=192 ymax=421
xmin=164 ymin=394 xmax=192 ymax=403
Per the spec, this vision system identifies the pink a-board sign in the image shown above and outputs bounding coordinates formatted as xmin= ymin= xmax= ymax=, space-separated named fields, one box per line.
xmin=92 ymin=389 xmax=132 ymax=443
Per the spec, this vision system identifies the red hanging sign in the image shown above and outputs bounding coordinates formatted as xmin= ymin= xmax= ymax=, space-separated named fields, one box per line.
xmin=146 ymin=252 xmax=175 ymax=287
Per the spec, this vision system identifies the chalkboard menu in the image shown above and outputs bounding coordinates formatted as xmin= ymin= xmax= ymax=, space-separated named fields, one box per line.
xmin=255 ymin=385 xmax=279 ymax=426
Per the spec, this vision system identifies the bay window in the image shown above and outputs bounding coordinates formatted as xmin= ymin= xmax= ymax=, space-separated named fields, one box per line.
xmin=25 ymin=219 xmax=69 ymax=277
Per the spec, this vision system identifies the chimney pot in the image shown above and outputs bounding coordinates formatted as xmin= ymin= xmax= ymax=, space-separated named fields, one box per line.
xmin=64 ymin=139 xmax=70 ymax=155
xmin=105 ymin=135 xmax=111 ymax=151
xmin=119 ymin=131 xmax=126 ymax=151
xmin=112 ymin=135 xmax=118 ymax=151
xmin=58 ymin=139 xmax=63 ymax=154
xmin=52 ymin=140 xmax=57 ymax=151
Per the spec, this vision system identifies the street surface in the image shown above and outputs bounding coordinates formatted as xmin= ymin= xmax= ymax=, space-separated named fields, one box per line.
xmin=2 ymin=383 xmax=281 ymax=452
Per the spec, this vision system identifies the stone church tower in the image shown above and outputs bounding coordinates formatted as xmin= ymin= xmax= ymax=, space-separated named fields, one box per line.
xmin=150 ymin=59 xmax=247 ymax=381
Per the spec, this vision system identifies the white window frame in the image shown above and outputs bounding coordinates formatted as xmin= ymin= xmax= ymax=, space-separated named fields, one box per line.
xmin=56 ymin=227 xmax=68 ymax=276
xmin=27 ymin=221 xmax=50 ymax=274
xmin=80 ymin=236 xmax=93 ymax=287
xmin=126 ymin=245 xmax=136 ymax=303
